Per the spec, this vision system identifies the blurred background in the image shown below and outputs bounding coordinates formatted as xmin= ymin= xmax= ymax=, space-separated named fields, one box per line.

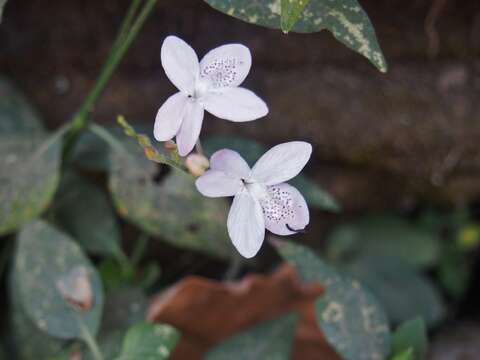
xmin=2 ymin=0 xmax=480 ymax=358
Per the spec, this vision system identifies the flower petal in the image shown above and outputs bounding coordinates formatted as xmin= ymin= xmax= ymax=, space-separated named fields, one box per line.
xmin=195 ymin=169 xmax=243 ymax=197
xmin=210 ymin=149 xmax=251 ymax=179
xmin=227 ymin=190 xmax=265 ymax=258
xmin=202 ymin=87 xmax=268 ymax=122
xmin=251 ymin=141 xmax=312 ymax=185
xmin=176 ymin=101 xmax=204 ymax=156
xmin=200 ymin=44 xmax=251 ymax=88
xmin=161 ymin=35 xmax=199 ymax=94
xmin=153 ymin=92 xmax=187 ymax=141
xmin=260 ymin=183 xmax=309 ymax=236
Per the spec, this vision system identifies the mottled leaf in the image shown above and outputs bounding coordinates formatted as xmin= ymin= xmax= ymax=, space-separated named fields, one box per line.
xmin=274 ymin=240 xmax=390 ymax=360
xmin=50 ymin=171 xmax=122 ymax=256
xmin=345 ymin=257 xmax=445 ymax=327
xmin=326 ymin=215 xmax=440 ymax=268
xmin=204 ymin=135 xmax=340 ymax=211
xmin=109 ymin=136 xmax=232 ymax=258
xmin=206 ymin=313 xmax=298 ymax=360
xmin=391 ymin=318 xmax=427 ymax=360
xmin=14 ymin=220 xmax=104 ymax=339
xmin=281 ymin=0 xmax=311 ymax=32
xmin=0 ymin=77 xmax=44 ymax=134
xmin=9 ymin=271 xmax=67 ymax=360
xmin=204 ymin=0 xmax=387 ymax=72
xmin=116 ymin=323 xmax=180 ymax=360
xmin=0 ymin=130 xmax=63 ymax=235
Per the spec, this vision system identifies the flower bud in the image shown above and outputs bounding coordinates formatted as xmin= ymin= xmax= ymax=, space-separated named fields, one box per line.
xmin=164 ymin=140 xmax=177 ymax=151
xmin=185 ymin=153 xmax=210 ymax=177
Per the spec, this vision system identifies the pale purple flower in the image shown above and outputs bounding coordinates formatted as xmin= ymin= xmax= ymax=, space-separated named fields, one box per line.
xmin=154 ymin=36 xmax=269 ymax=156
xmin=196 ymin=142 xmax=312 ymax=258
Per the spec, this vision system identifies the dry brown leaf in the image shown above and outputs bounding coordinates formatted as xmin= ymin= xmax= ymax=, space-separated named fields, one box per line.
xmin=147 ymin=264 xmax=341 ymax=360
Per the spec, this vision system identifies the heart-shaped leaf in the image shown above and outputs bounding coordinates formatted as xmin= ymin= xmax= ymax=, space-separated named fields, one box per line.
xmin=206 ymin=313 xmax=298 ymax=360
xmin=274 ymin=239 xmax=390 ymax=360
xmin=116 ymin=323 xmax=180 ymax=360
xmin=0 ymin=130 xmax=63 ymax=236
xmin=13 ymin=220 xmax=104 ymax=340
xmin=203 ymin=0 xmax=387 ymax=72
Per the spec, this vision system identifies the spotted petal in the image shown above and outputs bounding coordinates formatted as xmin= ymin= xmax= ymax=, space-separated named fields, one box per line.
xmin=161 ymin=35 xmax=199 ymax=94
xmin=210 ymin=149 xmax=251 ymax=179
xmin=153 ymin=92 xmax=187 ymax=141
xmin=251 ymin=141 xmax=312 ymax=185
xmin=202 ymin=87 xmax=268 ymax=122
xmin=195 ymin=170 xmax=243 ymax=198
xmin=200 ymin=44 xmax=251 ymax=88
xmin=176 ymin=100 xmax=204 ymax=156
xmin=227 ymin=190 xmax=265 ymax=258
xmin=260 ymin=183 xmax=309 ymax=236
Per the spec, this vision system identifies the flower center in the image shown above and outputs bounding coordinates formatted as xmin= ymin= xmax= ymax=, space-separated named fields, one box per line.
xmin=192 ymin=78 xmax=211 ymax=100
xmin=245 ymin=181 xmax=268 ymax=201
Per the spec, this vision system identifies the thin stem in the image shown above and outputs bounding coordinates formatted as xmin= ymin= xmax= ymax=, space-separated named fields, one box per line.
xmin=74 ymin=0 xmax=156 ymax=127
xmin=63 ymin=0 xmax=157 ymax=162
xmin=112 ymin=0 xmax=143 ymax=52
xmin=79 ymin=320 xmax=104 ymax=360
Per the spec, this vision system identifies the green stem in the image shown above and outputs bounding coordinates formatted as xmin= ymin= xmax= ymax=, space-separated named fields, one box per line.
xmin=63 ymin=0 xmax=157 ymax=161
xmin=79 ymin=320 xmax=104 ymax=360
xmin=112 ymin=0 xmax=143 ymax=52
xmin=73 ymin=0 xmax=156 ymax=127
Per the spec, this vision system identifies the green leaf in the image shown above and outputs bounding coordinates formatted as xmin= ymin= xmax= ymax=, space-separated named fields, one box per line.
xmin=50 ymin=171 xmax=122 ymax=256
xmin=69 ymin=128 xmax=111 ymax=171
xmin=109 ymin=136 xmax=232 ymax=258
xmin=391 ymin=318 xmax=427 ymax=360
xmin=0 ymin=130 xmax=63 ymax=235
xmin=281 ymin=0 xmax=311 ymax=33
xmin=0 ymin=77 xmax=44 ymax=134
xmin=274 ymin=239 xmax=390 ymax=360
xmin=204 ymin=0 xmax=387 ymax=72
xmin=13 ymin=220 xmax=104 ymax=340
xmin=116 ymin=323 xmax=180 ymax=360
xmin=391 ymin=349 xmax=414 ymax=360
xmin=9 ymin=271 xmax=67 ymax=360
xmin=204 ymin=135 xmax=340 ymax=211
xmin=345 ymin=257 xmax=445 ymax=327
xmin=438 ymin=246 xmax=471 ymax=299
xmin=326 ymin=215 xmax=440 ymax=268
xmin=206 ymin=314 xmax=298 ymax=360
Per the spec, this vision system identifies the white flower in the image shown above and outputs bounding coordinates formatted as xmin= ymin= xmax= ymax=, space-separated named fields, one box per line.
xmin=195 ymin=142 xmax=312 ymax=258
xmin=154 ymin=36 xmax=269 ymax=156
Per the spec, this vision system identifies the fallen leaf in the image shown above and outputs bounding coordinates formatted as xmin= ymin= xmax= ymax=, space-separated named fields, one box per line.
xmin=147 ymin=264 xmax=341 ymax=360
